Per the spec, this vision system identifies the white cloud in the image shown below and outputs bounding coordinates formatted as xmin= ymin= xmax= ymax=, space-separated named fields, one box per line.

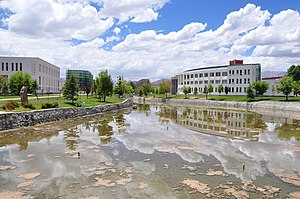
xmin=99 ymin=0 xmax=170 ymax=23
xmin=113 ymin=27 xmax=121 ymax=35
xmin=0 ymin=3 xmax=299 ymax=80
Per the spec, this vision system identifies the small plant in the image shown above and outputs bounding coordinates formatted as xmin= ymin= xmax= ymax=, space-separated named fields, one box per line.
xmin=41 ymin=102 xmax=59 ymax=109
xmin=22 ymin=102 xmax=36 ymax=110
xmin=2 ymin=100 xmax=19 ymax=110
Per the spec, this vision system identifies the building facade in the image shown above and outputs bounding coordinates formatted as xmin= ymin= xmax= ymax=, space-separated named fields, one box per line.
xmin=262 ymin=76 xmax=284 ymax=96
xmin=66 ymin=70 xmax=93 ymax=91
xmin=0 ymin=57 xmax=60 ymax=93
xmin=172 ymin=60 xmax=261 ymax=95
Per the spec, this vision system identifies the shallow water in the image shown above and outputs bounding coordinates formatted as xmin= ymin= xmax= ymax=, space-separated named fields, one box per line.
xmin=0 ymin=105 xmax=300 ymax=199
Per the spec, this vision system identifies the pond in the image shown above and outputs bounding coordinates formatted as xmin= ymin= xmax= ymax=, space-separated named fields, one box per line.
xmin=0 ymin=104 xmax=300 ymax=199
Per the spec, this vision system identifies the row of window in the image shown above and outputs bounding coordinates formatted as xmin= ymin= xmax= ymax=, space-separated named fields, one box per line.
xmin=229 ymin=69 xmax=251 ymax=76
xmin=188 ymin=86 xmax=248 ymax=93
xmin=182 ymin=78 xmax=251 ymax=85
xmin=184 ymin=71 xmax=228 ymax=79
xmin=183 ymin=69 xmax=252 ymax=80
xmin=38 ymin=64 xmax=59 ymax=77
xmin=1 ymin=62 xmax=23 ymax=72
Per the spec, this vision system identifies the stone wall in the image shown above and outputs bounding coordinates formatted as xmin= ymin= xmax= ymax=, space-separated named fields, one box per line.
xmin=132 ymin=97 xmax=300 ymax=119
xmin=0 ymin=99 xmax=132 ymax=131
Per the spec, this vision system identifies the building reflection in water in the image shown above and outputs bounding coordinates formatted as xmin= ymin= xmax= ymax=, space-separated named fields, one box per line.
xmin=158 ymin=106 xmax=296 ymax=141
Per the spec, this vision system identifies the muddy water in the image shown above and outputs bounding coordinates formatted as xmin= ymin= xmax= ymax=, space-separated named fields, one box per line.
xmin=0 ymin=105 xmax=300 ymax=199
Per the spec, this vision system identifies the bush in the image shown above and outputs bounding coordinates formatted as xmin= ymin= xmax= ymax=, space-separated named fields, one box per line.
xmin=41 ymin=102 xmax=59 ymax=109
xmin=22 ymin=102 xmax=36 ymax=110
xmin=2 ymin=100 xmax=19 ymax=110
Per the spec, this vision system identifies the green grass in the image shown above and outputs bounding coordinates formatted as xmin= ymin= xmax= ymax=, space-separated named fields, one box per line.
xmin=0 ymin=95 xmax=125 ymax=112
xmin=146 ymin=94 xmax=300 ymax=102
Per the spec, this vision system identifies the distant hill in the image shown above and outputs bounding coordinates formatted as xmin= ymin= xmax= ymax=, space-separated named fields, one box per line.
xmin=262 ymin=70 xmax=286 ymax=78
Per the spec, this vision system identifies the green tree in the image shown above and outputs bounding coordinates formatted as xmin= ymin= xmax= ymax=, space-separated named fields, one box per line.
xmin=218 ymin=84 xmax=223 ymax=95
xmin=207 ymin=83 xmax=213 ymax=96
xmin=224 ymin=86 xmax=229 ymax=96
xmin=63 ymin=74 xmax=79 ymax=104
xmin=252 ymin=81 xmax=269 ymax=99
xmin=292 ymin=80 xmax=300 ymax=96
xmin=1 ymin=81 xmax=9 ymax=95
xmin=183 ymin=86 xmax=191 ymax=98
xmin=287 ymin=65 xmax=300 ymax=81
xmin=8 ymin=72 xmax=34 ymax=95
xmin=159 ymin=80 xmax=171 ymax=98
xmin=193 ymin=87 xmax=198 ymax=97
xmin=114 ymin=77 xmax=127 ymax=97
xmin=277 ymin=76 xmax=293 ymax=101
xmin=95 ymin=70 xmax=113 ymax=102
xmin=246 ymin=85 xmax=255 ymax=101
xmin=31 ymin=80 xmax=38 ymax=99
xmin=141 ymin=82 xmax=151 ymax=96
xmin=84 ymin=83 xmax=91 ymax=99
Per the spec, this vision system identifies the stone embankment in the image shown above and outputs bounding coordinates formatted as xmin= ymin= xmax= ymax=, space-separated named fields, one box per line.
xmin=0 ymin=99 xmax=132 ymax=131
xmin=132 ymin=97 xmax=300 ymax=119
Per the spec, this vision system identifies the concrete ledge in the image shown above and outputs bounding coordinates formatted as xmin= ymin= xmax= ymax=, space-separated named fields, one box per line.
xmin=0 ymin=99 xmax=132 ymax=131
xmin=132 ymin=97 xmax=300 ymax=119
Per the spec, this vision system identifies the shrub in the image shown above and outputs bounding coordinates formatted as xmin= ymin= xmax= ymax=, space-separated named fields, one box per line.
xmin=2 ymin=100 xmax=19 ymax=110
xmin=22 ymin=102 xmax=36 ymax=110
xmin=41 ymin=102 xmax=59 ymax=109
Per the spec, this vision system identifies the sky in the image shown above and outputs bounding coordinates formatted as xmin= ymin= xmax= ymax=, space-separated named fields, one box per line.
xmin=0 ymin=0 xmax=300 ymax=81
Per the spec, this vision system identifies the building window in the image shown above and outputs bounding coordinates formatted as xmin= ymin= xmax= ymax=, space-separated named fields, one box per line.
xmin=187 ymin=81 xmax=189 ymax=85
xmin=244 ymin=87 xmax=247 ymax=92
xmin=229 ymin=79 xmax=231 ymax=84
xmin=1 ymin=63 xmax=4 ymax=71
xmin=216 ymin=72 xmax=221 ymax=77
xmin=240 ymin=79 xmax=242 ymax=84
xmin=199 ymin=73 xmax=203 ymax=77
xmin=39 ymin=64 xmax=41 ymax=72
xmin=16 ymin=63 xmax=18 ymax=71
xmin=248 ymin=78 xmax=250 ymax=84
xmin=39 ymin=76 xmax=41 ymax=85
xmin=222 ymin=71 xmax=228 ymax=76
xmin=20 ymin=63 xmax=22 ymax=71
xmin=244 ymin=69 xmax=247 ymax=75
xmin=204 ymin=73 xmax=208 ymax=77
xmin=222 ymin=80 xmax=227 ymax=84
xmin=229 ymin=70 xmax=231 ymax=75
xmin=232 ymin=70 xmax=235 ymax=75
xmin=191 ymin=74 xmax=194 ymax=78
xmin=195 ymin=81 xmax=198 ymax=84
xmin=240 ymin=87 xmax=242 ymax=92
xmin=204 ymin=80 xmax=208 ymax=84
xmin=210 ymin=80 xmax=214 ymax=83
xmin=199 ymin=81 xmax=203 ymax=84
xmin=240 ymin=70 xmax=242 ymax=75
xmin=215 ymin=87 xmax=217 ymax=92
xmin=6 ymin=63 xmax=8 ymax=71
xmin=11 ymin=63 xmax=14 ymax=71
xmin=236 ymin=87 xmax=239 ymax=92
xmin=195 ymin=74 xmax=198 ymax=78
xmin=248 ymin=69 xmax=250 ymax=75
xmin=209 ymin=72 xmax=214 ymax=77
xmin=187 ymin=74 xmax=189 ymax=79
xmin=232 ymin=79 xmax=235 ymax=84
xmin=191 ymin=81 xmax=193 ymax=84
xmin=215 ymin=80 xmax=221 ymax=84
xmin=244 ymin=78 xmax=247 ymax=84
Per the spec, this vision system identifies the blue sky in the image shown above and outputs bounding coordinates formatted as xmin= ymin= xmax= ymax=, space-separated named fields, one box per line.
xmin=0 ymin=0 xmax=300 ymax=80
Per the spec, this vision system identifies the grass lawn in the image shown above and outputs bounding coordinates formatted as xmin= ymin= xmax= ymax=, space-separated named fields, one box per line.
xmin=0 ymin=95 xmax=125 ymax=112
xmin=146 ymin=94 xmax=300 ymax=102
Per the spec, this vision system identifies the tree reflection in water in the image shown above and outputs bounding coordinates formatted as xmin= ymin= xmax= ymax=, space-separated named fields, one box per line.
xmin=276 ymin=119 xmax=300 ymax=141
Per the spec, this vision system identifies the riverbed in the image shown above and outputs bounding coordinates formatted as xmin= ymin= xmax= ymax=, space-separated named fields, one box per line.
xmin=0 ymin=105 xmax=300 ymax=198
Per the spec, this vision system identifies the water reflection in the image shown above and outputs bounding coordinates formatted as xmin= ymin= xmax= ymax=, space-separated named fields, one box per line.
xmin=156 ymin=106 xmax=300 ymax=141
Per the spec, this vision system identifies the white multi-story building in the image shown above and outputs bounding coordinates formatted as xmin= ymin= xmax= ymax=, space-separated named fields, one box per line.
xmin=172 ymin=60 xmax=261 ymax=96
xmin=0 ymin=57 xmax=60 ymax=93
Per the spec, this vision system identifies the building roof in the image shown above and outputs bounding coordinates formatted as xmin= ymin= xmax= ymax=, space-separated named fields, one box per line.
xmin=262 ymin=76 xmax=284 ymax=80
xmin=185 ymin=63 xmax=260 ymax=73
